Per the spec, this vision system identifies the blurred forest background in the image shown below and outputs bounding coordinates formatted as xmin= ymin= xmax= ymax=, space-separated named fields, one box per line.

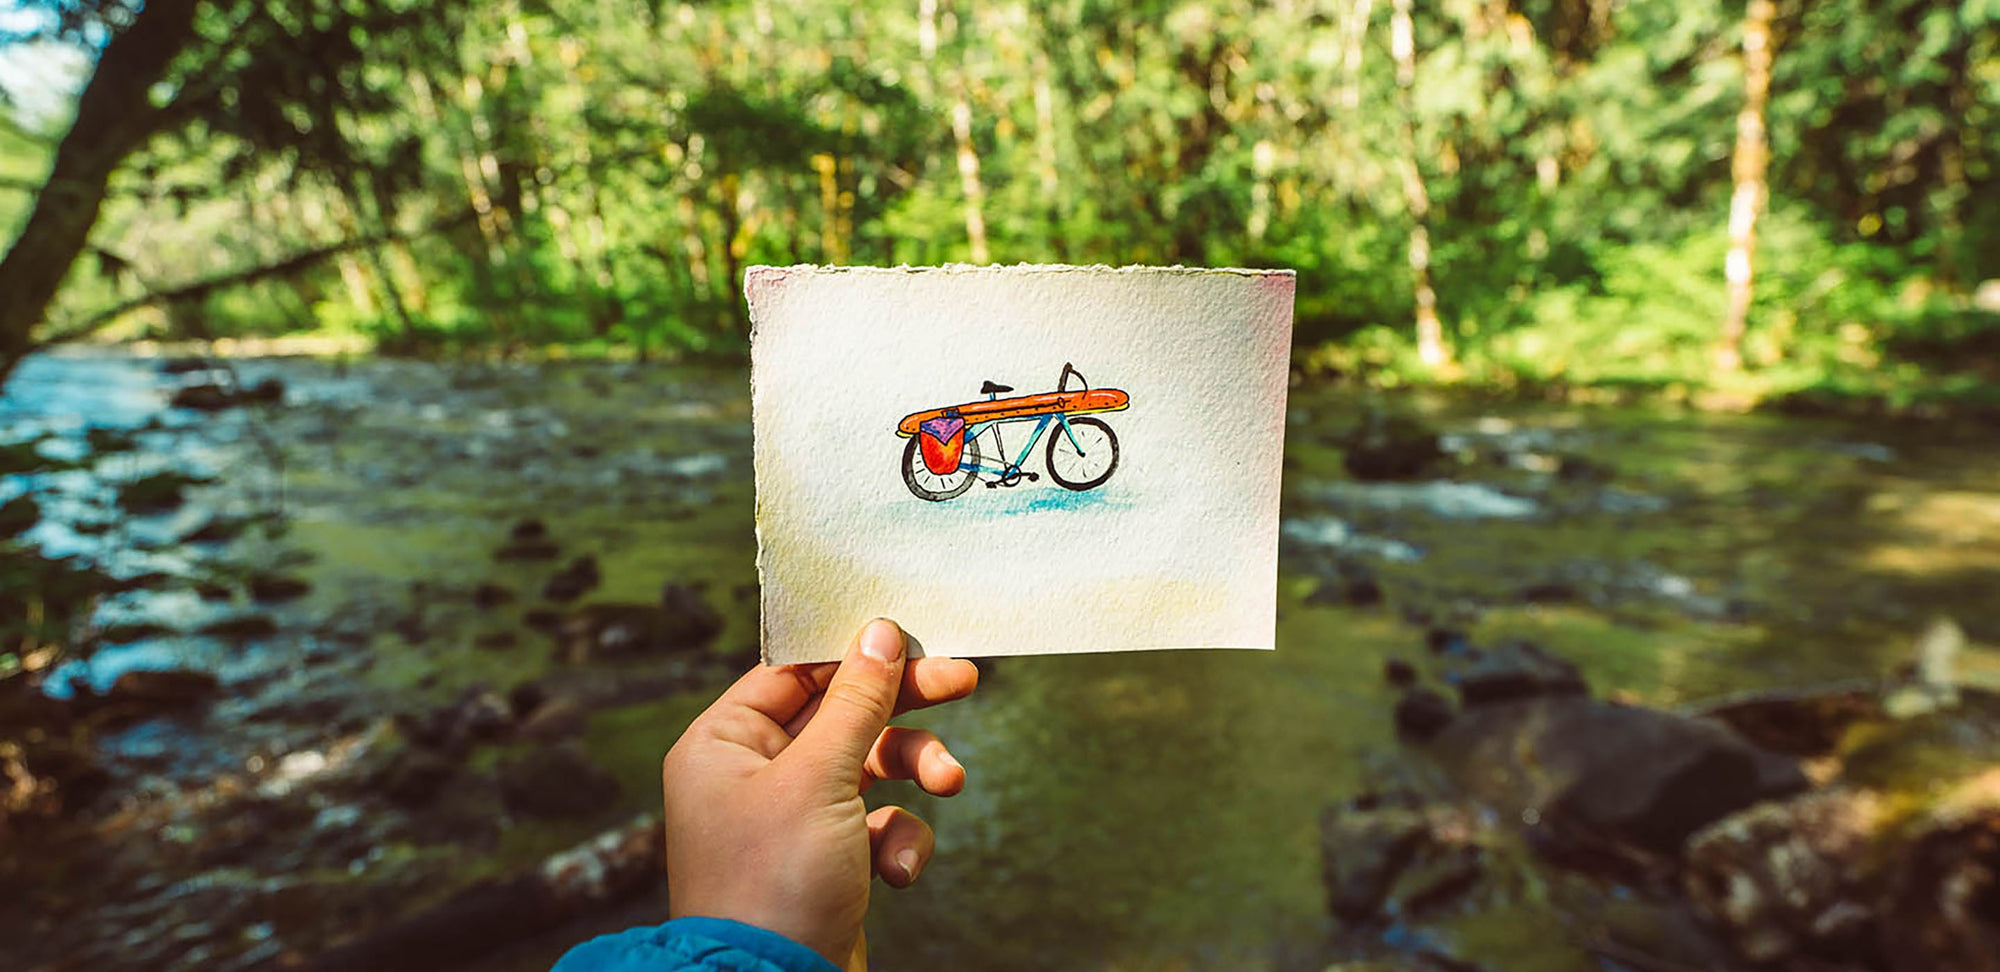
xmin=6 ymin=4 xmax=2000 ymax=970
xmin=1 ymin=0 xmax=1996 ymax=409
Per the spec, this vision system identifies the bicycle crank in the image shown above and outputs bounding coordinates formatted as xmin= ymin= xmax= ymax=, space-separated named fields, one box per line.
xmin=985 ymin=466 xmax=1041 ymax=488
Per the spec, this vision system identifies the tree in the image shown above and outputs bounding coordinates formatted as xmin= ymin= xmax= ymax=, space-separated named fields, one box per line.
xmin=1390 ymin=0 xmax=1447 ymax=369
xmin=0 ymin=0 xmax=201 ymax=381
xmin=1718 ymin=0 xmax=1776 ymax=372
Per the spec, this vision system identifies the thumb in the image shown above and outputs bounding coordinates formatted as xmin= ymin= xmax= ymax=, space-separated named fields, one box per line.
xmin=790 ymin=618 xmax=907 ymax=777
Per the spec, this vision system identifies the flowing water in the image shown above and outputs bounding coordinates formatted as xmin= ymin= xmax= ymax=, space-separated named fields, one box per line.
xmin=3 ymin=351 xmax=1997 ymax=972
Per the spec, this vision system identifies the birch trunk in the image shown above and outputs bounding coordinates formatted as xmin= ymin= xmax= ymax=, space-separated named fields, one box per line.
xmin=1718 ymin=0 xmax=1775 ymax=372
xmin=1391 ymin=0 xmax=1447 ymax=369
xmin=951 ymin=88 xmax=991 ymax=264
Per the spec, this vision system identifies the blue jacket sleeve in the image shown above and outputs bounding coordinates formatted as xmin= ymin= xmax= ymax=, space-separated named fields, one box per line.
xmin=551 ymin=916 xmax=844 ymax=972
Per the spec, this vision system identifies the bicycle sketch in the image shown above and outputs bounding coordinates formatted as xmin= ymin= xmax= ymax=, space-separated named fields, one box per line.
xmin=894 ymin=363 xmax=1129 ymax=502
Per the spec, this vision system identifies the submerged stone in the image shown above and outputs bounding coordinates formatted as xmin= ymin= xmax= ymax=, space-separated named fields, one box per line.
xmin=1338 ymin=411 xmax=1447 ymax=481
xmin=0 ymin=493 xmax=40 ymax=538
xmin=497 ymin=744 xmax=619 ymax=819
xmin=248 ymin=574 xmax=312 ymax=603
xmin=104 ymin=668 xmax=221 ymax=708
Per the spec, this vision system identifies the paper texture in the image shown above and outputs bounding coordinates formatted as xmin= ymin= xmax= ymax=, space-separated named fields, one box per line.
xmin=747 ymin=265 xmax=1295 ymax=664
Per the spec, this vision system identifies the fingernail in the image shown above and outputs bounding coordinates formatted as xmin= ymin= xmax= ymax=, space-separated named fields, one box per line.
xmin=940 ymin=750 xmax=963 ymax=773
xmin=896 ymin=847 xmax=920 ymax=882
xmin=861 ymin=619 xmax=904 ymax=663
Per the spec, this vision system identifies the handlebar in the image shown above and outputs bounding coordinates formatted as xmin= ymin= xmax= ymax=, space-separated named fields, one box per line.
xmin=1057 ymin=362 xmax=1087 ymax=392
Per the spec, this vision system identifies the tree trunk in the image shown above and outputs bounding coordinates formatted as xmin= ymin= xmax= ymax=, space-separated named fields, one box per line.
xmin=1718 ymin=0 xmax=1775 ymax=372
xmin=1391 ymin=0 xmax=1447 ymax=369
xmin=1030 ymin=44 xmax=1063 ymax=256
xmin=950 ymin=87 xmax=991 ymax=264
xmin=0 ymin=0 xmax=203 ymax=383
xmin=1342 ymin=0 xmax=1376 ymax=111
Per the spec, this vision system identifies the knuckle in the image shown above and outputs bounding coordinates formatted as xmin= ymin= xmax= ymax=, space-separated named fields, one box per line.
xmin=824 ymin=679 xmax=892 ymax=717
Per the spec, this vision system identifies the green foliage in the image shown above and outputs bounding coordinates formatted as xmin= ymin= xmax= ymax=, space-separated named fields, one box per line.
xmin=1 ymin=0 xmax=1994 ymax=410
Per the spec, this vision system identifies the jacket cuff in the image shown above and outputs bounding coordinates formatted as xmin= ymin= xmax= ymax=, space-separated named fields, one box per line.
xmin=666 ymin=916 xmax=844 ymax=972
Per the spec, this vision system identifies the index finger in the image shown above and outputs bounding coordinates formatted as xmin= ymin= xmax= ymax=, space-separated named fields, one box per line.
xmin=706 ymin=660 xmax=840 ymax=729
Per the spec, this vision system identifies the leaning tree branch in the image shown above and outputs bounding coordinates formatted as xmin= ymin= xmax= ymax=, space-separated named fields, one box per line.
xmin=30 ymin=209 xmax=477 ymax=349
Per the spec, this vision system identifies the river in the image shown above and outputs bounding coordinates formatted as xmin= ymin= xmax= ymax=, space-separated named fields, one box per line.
xmin=2 ymin=350 xmax=1996 ymax=972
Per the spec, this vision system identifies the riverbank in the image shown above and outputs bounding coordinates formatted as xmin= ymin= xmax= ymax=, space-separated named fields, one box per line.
xmin=2 ymin=350 xmax=1997 ymax=971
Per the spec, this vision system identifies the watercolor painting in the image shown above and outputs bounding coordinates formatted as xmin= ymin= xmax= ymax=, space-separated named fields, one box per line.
xmin=897 ymin=363 xmax=1129 ymax=501
xmin=748 ymin=264 xmax=1295 ymax=664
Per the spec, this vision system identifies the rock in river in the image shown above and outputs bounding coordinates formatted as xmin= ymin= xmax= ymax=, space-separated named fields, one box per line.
xmin=1337 ymin=411 xmax=1447 ymax=481
xmin=103 ymin=668 xmax=221 ymax=709
xmin=1430 ymin=695 xmax=1809 ymax=855
xmin=542 ymin=555 xmax=600 ymax=603
xmin=1450 ymin=640 xmax=1588 ymax=706
xmin=557 ymin=584 xmax=722 ymax=662
xmin=498 ymin=744 xmax=619 ymax=819
xmin=248 ymin=573 xmax=312 ymax=603
xmin=0 ymin=493 xmax=40 ymax=538
xmin=199 ymin=613 xmax=279 ymax=640
xmin=116 ymin=470 xmax=210 ymax=514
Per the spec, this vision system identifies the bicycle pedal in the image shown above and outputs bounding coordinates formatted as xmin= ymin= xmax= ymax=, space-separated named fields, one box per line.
xmin=1026 ymin=473 xmax=1040 ymax=481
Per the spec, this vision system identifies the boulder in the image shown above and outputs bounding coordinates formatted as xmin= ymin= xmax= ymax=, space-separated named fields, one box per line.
xmin=397 ymin=689 xmax=515 ymax=754
xmin=98 ymin=621 xmax=174 ymax=644
xmin=1338 ymin=411 xmax=1447 ymax=481
xmin=1687 ymin=771 xmax=2000 ymax=972
xmin=557 ymin=586 xmax=722 ymax=663
xmin=193 ymin=580 xmax=235 ymax=602
xmin=1880 ymin=798 xmax=2000 ymax=972
xmin=169 ymin=383 xmax=236 ymax=411
xmin=523 ymin=608 xmax=565 ymax=635
xmin=0 ymin=493 xmax=39 ymax=539
xmin=542 ymin=555 xmax=600 ymax=603
xmin=1321 ymin=796 xmax=1432 ymax=921
xmin=497 ymin=744 xmax=619 ymax=819
xmin=1393 ymin=689 xmax=1455 ymax=743
xmin=376 ymin=749 xmax=460 ymax=808
xmin=300 ymin=816 xmax=662 ymax=972
xmin=199 ymin=613 xmax=279 ymax=640
xmin=10 ymin=734 xmax=111 ymax=817
xmin=1449 ymin=640 xmax=1587 ymax=707
xmin=1683 ymin=788 xmax=1886 ymax=964
xmin=248 ymin=574 xmax=312 ymax=603
xmin=471 ymin=582 xmax=515 ymax=609
xmin=104 ymin=668 xmax=221 ymax=708
xmin=180 ymin=517 xmax=250 ymax=544
xmin=117 ymin=470 xmax=209 ymax=514
xmin=661 ymin=582 xmax=723 ymax=640
xmin=515 ymin=697 xmax=587 ymax=741
xmin=168 ymin=377 xmax=283 ymax=411
xmin=1430 ymin=696 xmax=1810 ymax=855
xmin=241 ymin=377 xmax=286 ymax=404
xmin=1383 ymin=658 xmax=1418 ymax=689
xmin=158 ymin=357 xmax=218 ymax=374
xmin=1696 ymin=684 xmax=1884 ymax=758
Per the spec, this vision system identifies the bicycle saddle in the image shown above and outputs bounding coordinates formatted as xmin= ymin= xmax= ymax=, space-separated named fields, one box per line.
xmin=980 ymin=380 xmax=1014 ymax=395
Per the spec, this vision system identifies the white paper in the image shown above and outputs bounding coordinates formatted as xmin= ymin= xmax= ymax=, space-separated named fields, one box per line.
xmin=748 ymin=265 xmax=1295 ymax=664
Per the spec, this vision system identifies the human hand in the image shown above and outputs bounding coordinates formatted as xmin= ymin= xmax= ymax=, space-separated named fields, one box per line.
xmin=662 ymin=618 xmax=978 ymax=971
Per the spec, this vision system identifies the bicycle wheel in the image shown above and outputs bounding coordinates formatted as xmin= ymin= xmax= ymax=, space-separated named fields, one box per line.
xmin=1045 ymin=417 xmax=1118 ymax=491
xmin=902 ymin=432 xmax=981 ymax=501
